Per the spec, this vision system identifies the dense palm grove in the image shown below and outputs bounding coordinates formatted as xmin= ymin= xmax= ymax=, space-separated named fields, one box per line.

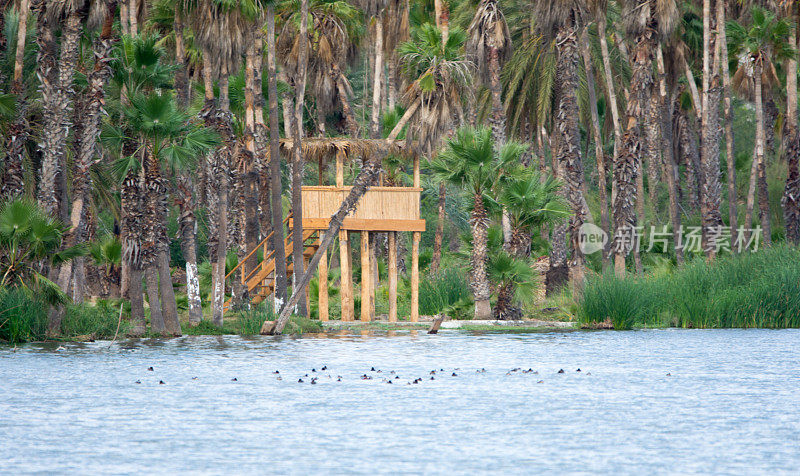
xmin=1 ymin=0 xmax=799 ymax=337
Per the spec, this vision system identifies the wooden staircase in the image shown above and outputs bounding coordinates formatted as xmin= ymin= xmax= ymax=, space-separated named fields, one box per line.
xmin=223 ymin=213 xmax=319 ymax=312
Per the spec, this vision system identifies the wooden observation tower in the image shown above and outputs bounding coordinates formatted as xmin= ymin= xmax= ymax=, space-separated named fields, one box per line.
xmin=225 ymin=138 xmax=424 ymax=322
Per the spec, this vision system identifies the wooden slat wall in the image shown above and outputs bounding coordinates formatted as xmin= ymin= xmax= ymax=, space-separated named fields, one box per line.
xmin=301 ymin=186 xmax=422 ymax=222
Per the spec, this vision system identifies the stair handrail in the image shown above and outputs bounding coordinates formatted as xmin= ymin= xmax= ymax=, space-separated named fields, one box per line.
xmin=225 ymin=212 xmax=292 ymax=282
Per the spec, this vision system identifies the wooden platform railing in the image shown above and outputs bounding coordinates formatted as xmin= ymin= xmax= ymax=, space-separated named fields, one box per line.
xmin=225 ymin=212 xmax=293 ymax=284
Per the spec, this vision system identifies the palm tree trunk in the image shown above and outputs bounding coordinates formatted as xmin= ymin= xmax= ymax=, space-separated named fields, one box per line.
xmin=334 ymin=65 xmax=360 ymax=137
xmin=554 ymin=24 xmax=590 ymax=285
xmin=267 ymin=5 xmax=288 ymax=310
xmin=754 ymin=62 xmax=771 ymax=246
xmin=38 ymin=9 xmax=83 ymax=217
xmin=783 ymin=10 xmax=800 ymax=245
xmin=656 ymin=47 xmax=683 ymax=264
xmin=176 ymin=176 xmax=202 ymax=325
xmin=55 ymin=3 xmax=117 ymax=296
xmin=370 ymin=16 xmax=384 ymax=138
xmin=243 ymin=40 xmax=261 ymax=283
xmin=1 ymin=0 xmax=31 ymax=200
xmin=174 ymin=3 xmax=190 ymax=108
xmin=430 ymin=183 xmax=446 ymax=274
xmin=290 ymin=0 xmax=309 ymax=317
xmin=387 ymin=97 xmax=420 ymax=140
xmin=212 ymin=148 xmax=229 ymax=326
xmin=128 ymin=268 xmax=145 ymax=335
xmin=717 ymin=0 xmax=738 ymax=248
xmin=145 ymin=266 xmax=165 ymax=334
xmin=157 ymin=250 xmax=181 ymax=335
xmin=614 ymin=34 xmax=652 ymax=277
xmin=581 ymin=28 xmax=610 ymax=270
xmin=700 ymin=0 xmax=723 ymax=259
xmin=598 ymin=15 xmax=623 ymax=161
xmin=471 ymin=192 xmax=492 ymax=319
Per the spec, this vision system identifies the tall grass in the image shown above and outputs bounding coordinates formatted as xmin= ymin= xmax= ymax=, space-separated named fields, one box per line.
xmin=579 ymin=246 xmax=800 ymax=329
xmin=0 ymin=289 xmax=126 ymax=343
xmin=419 ymin=267 xmax=472 ymax=318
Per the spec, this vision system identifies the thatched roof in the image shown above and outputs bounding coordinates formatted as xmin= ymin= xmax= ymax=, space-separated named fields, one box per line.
xmin=266 ymin=138 xmax=418 ymax=166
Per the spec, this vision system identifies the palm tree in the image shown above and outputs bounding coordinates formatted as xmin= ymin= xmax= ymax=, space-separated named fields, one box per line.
xmin=0 ymin=200 xmax=84 ymax=313
xmin=612 ymin=0 xmax=676 ymax=277
xmin=535 ymin=0 xmax=593 ymax=287
xmin=782 ymin=0 xmax=800 ymax=245
xmin=55 ymin=0 xmax=118 ymax=303
xmin=1 ymin=0 xmax=32 ymax=201
xmin=266 ymin=2 xmax=289 ymax=311
xmin=466 ymin=0 xmax=511 ymax=144
xmin=112 ymin=93 xmax=218 ymax=335
xmin=729 ymin=7 xmax=793 ymax=248
xmin=37 ymin=0 xmax=87 ymax=218
xmin=430 ymin=127 xmax=516 ymax=320
xmin=493 ymin=166 xmax=566 ymax=319
xmin=389 ymin=23 xmax=473 ymax=149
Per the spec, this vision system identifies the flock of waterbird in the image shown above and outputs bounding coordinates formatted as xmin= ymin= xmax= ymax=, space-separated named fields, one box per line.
xmin=133 ymin=365 xmax=594 ymax=386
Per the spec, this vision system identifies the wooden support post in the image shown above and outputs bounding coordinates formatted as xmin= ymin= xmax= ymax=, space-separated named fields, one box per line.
xmin=360 ymin=231 xmax=371 ymax=321
xmin=319 ymin=247 xmax=328 ymax=321
xmin=304 ymin=254 xmax=310 ymax=317
xmin=339 ymin=230 xmax=353 ymax=321
xmin=413 ymin=155 xmax=420 ymax=188
xmin=336 ymin=150 xmax=344 ymax=188
xmin=388 ymin=231 xmax=397 ymax=322
xmin=411 ymin=231 xmax=420 ymax=322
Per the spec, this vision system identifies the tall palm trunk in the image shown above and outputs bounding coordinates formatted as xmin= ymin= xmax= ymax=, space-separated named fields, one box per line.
xmin=243 ymin=39 xmax=261 ymax=285
xmin=754 ymin=61 xmax=771 ymax=246
xmin=471 ymin=192 xmax=492 ymax=319
xmin=38 ymin=9 xmax=84 ymax=217
xmin=370 ymin=16 xmax=384 ymax=138
xmin=267 ymin=5 xmax=288 ymax=310
xmin=598 ymin=14 xmax=623 ymax=163
xmin=656 ymin=47 xmax=683 ymax=264
xmin=700 ymin=0 xmax=723 ymax=259
xmin=554 ymin=24 xmax=589 ymax=286
xmin=717 ymin=0 xmax=737 ymax=247
xmin=581 ymin=28 xmax=609 ymax=270
xmin=174 ymin=3 xmax=190 ymax=108
xmin=783 ymin=13 xmax=800 ymax=245
xmin=290 ymin=0 xmax=309 ymax=317
xmin=1 ymin=0 xmax=31 ymax=200
xmin=614 ymin=34 xmax=652 ymax=277
xmin=176 ymin=176 xmax=202 ymax=325
xmin=55 ymin=2 xmax=117 ymax=298
xmin=121 ymin=171 xmax=146 ymax=336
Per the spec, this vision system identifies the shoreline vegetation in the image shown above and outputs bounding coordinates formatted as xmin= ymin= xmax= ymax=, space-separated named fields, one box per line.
xmin=3 ymin=2 xmax=800 ymax=343
xmin=3 ymin=246 xmax=799 ymax=344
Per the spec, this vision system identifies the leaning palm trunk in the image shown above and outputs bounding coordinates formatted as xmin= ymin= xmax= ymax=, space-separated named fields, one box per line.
xmin=783 ymin=19 xmax=800 ymax=244
xmin=264 ymin=157 xmax=381 ymax=334
xmin=470 ymin=192 xmax=492 ymax=319
xmin=38 ymin=9 xmax=84 ymax=217
xmin=554 ymin=25 xmax=590 ymax=286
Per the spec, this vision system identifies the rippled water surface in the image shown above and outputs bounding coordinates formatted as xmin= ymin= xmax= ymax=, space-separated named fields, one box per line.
xmin=2 ymin=329 xmax=799 ymax=474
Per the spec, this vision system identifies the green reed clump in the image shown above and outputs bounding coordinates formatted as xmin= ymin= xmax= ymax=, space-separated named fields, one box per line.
xmin=0 ymin=288 xmax=49 ymax=343
xmin=0 ymin=288 xmax=126 ymax=343
xmin=579 ymin=245 xmax=800 ymax=329
xmin=419 ymin=267 xmax=473 ymax=318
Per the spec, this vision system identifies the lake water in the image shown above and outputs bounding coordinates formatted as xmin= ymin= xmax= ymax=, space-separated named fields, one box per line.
xmin=1 ymin=329 xmax=799 ymax=474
